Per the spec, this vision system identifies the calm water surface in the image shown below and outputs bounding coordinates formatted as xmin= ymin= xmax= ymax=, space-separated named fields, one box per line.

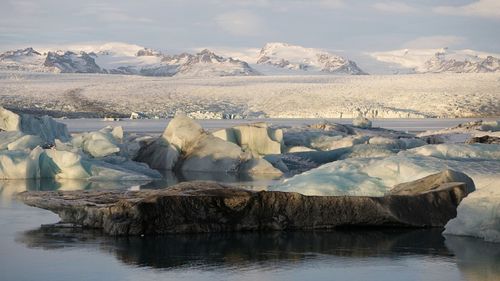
xmin=1 ymin=181 xmax=500 ymax=281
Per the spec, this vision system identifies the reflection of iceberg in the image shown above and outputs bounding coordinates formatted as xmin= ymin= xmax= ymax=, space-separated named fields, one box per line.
xmin=19 ymin=228 xmax=451 ymax=269
xmin=445 ymin=235 xmax=500 ymax=281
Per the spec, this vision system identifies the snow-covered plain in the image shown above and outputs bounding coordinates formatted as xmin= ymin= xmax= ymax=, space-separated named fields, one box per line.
xmin=1 ymin=71 xmax=499 ymax=119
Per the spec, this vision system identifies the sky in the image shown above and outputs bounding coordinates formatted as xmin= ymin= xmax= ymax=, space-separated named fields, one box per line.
xmin=1 ymin=0 xmax=499 ymax=55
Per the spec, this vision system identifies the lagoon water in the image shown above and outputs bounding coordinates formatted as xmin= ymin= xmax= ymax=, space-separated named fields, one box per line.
xmin=2 ymin=188 xmax=500 ymax=281
xmin=1 ymin=119 xmax=499 ymax=281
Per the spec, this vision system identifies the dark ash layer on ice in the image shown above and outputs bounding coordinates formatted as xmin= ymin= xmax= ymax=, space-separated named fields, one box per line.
xmin=18 ymin=170 xmax=474 ymax=236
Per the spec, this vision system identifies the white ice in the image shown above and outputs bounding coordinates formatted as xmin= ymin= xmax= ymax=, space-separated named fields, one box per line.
xmin=272 ymin=144 xmax=500 ymax=196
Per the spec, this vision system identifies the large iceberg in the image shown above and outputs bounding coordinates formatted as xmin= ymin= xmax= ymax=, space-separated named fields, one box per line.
xmin=272 ymin=144 xmax=500 ymax=196
xmin=0 ymin=106 xmax=70 ymax=143
xmin=271 ymin=143 xmax=500 ymax=242
xmin=0 ymin=147 xmax=160 ymax=180
xmin=0 ymin=108 xmax=161 ymax=181
xmin=212 ymin=122 xmax=283 ymax=156
xmin=136 ymin=114 xmax=283 ymax=175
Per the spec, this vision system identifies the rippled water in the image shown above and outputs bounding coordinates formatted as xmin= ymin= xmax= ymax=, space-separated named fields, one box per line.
xmin=1 ymin=181 xmax=500 ymax=281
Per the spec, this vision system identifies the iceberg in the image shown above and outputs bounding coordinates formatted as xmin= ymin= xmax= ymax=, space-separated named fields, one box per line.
xmin=272 ymin=142 xmax=500 ymax=243
xmin=72 ymin=127 xmax=121 ymax=158
xmin=409 ymin=143 xmax=500 ymax=160
xmin=0 ymin=108 xmax=161 ymax=181
xmin=272 ymin=144 xmax=500 ymax=196
xmin=0 ymin=107 xmax=70 ymax=143
xmin=444 ymin=185 xmax=500 ymax=242
xmin=162 ymin=113 xmax=204 ymax=151
xmin=352 ymin=116 xmax=372 ymax=129
xmin=418 ymin=120 xmax=500 ymax=144
xmin=136 ymin=114 xmax=282 ymax=175
xmin=0 ymin=131 xmax=25 ymax=150
xmin=134 ymin=138 xmax=179 ymax=170
xmin=212 ymin=122 xmax=283 ymax=156
xmin=0 ymin=148 xmax=42 ymax=179
xmin=6 ymin=134 xmax=44 ymax=151
xmin=0 ymin=146 xmax=161 ymax=180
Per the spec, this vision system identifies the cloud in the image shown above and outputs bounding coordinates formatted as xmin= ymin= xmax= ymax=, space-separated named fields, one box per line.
xmin=434 ymin=0 xmax=500 ymax=19
xmin=317 ymin=0 xmax=344 ymax=9
xmin=214 ymin=11 xmax=263 ymax=36
xmin=211 ymin=0 xmax=344 ymax=9
xmin=402 ymin=35 xmax=466 ymax=49
xmin=372 ymin=2 xmax=418 ymax=14
xmin=78 ymin=3 xmax=153 ymax=23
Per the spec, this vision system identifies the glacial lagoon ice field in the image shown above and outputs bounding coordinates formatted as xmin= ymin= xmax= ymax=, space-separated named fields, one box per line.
xmin=1 ymin=118 xmax=499 ymax=281
xmin=58 ymin=117 xmax=500 ymax=134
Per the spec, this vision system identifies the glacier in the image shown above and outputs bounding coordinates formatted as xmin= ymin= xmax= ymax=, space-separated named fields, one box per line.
xmin=1 ymin=72 xmax=499 ymax=119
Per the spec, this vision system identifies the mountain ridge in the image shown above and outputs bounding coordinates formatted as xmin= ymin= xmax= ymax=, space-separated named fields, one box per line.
xmin=371 ymin=48 xmax=500 ymax=73
xmin=256 ymin=42 xmax=366 ymax=75
xmin=3 ymin=43 xmax=500 ymax=76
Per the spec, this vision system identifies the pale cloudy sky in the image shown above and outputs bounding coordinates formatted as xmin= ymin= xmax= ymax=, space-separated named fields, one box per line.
xmin=1 ymin=0 xmax=499 ymax=53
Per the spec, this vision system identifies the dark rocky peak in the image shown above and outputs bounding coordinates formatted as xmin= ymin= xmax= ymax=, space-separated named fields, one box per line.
xmin=44 ymin=50 xmax=102 ymax=73
xmin=136 ymin=48 xmax=162 ymax=57
xmin=0 ymin=47 xmax=42 ymax=60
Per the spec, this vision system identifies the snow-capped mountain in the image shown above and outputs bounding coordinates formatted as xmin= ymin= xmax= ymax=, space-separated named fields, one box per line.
xmin=172 ymin=49 xmax=258 ymax=76
xmin=0 ymin=47 xmax=55 ymax=72
xmin=0 ymin=44 xmax=259 ymax=77
xmin=371 ymin=48 xmax=500 ymax=73
xmin=44 ymin=51 xmax=103 ymax=73
xmin=256 ymin=42 xmax=366 ymax=75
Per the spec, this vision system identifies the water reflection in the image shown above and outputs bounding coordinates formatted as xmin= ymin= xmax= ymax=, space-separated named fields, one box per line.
xmin=4 ymin=174 xmax=500 ymax=281
xmin=445 ymin=235 xmax=500 ymax=281
xmin=16 ymin=227 xmax=500 ymax=280
xmin=19 ymin=228 xmax=450 ymax=269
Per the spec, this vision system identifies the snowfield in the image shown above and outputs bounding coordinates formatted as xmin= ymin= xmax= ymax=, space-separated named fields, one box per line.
xmin=1 ymin=71 xmax=499 ymax=119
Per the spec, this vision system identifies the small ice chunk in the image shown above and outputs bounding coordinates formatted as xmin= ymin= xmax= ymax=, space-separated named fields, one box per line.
xmin=352 ymin=116 xmax=372 ymax=129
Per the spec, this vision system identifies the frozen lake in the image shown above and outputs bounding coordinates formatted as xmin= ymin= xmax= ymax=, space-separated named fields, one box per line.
xmin=59 ymin=117 xmax=497 ymax=133
xmin=1 ymin=118 xmax=499 ymax=281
